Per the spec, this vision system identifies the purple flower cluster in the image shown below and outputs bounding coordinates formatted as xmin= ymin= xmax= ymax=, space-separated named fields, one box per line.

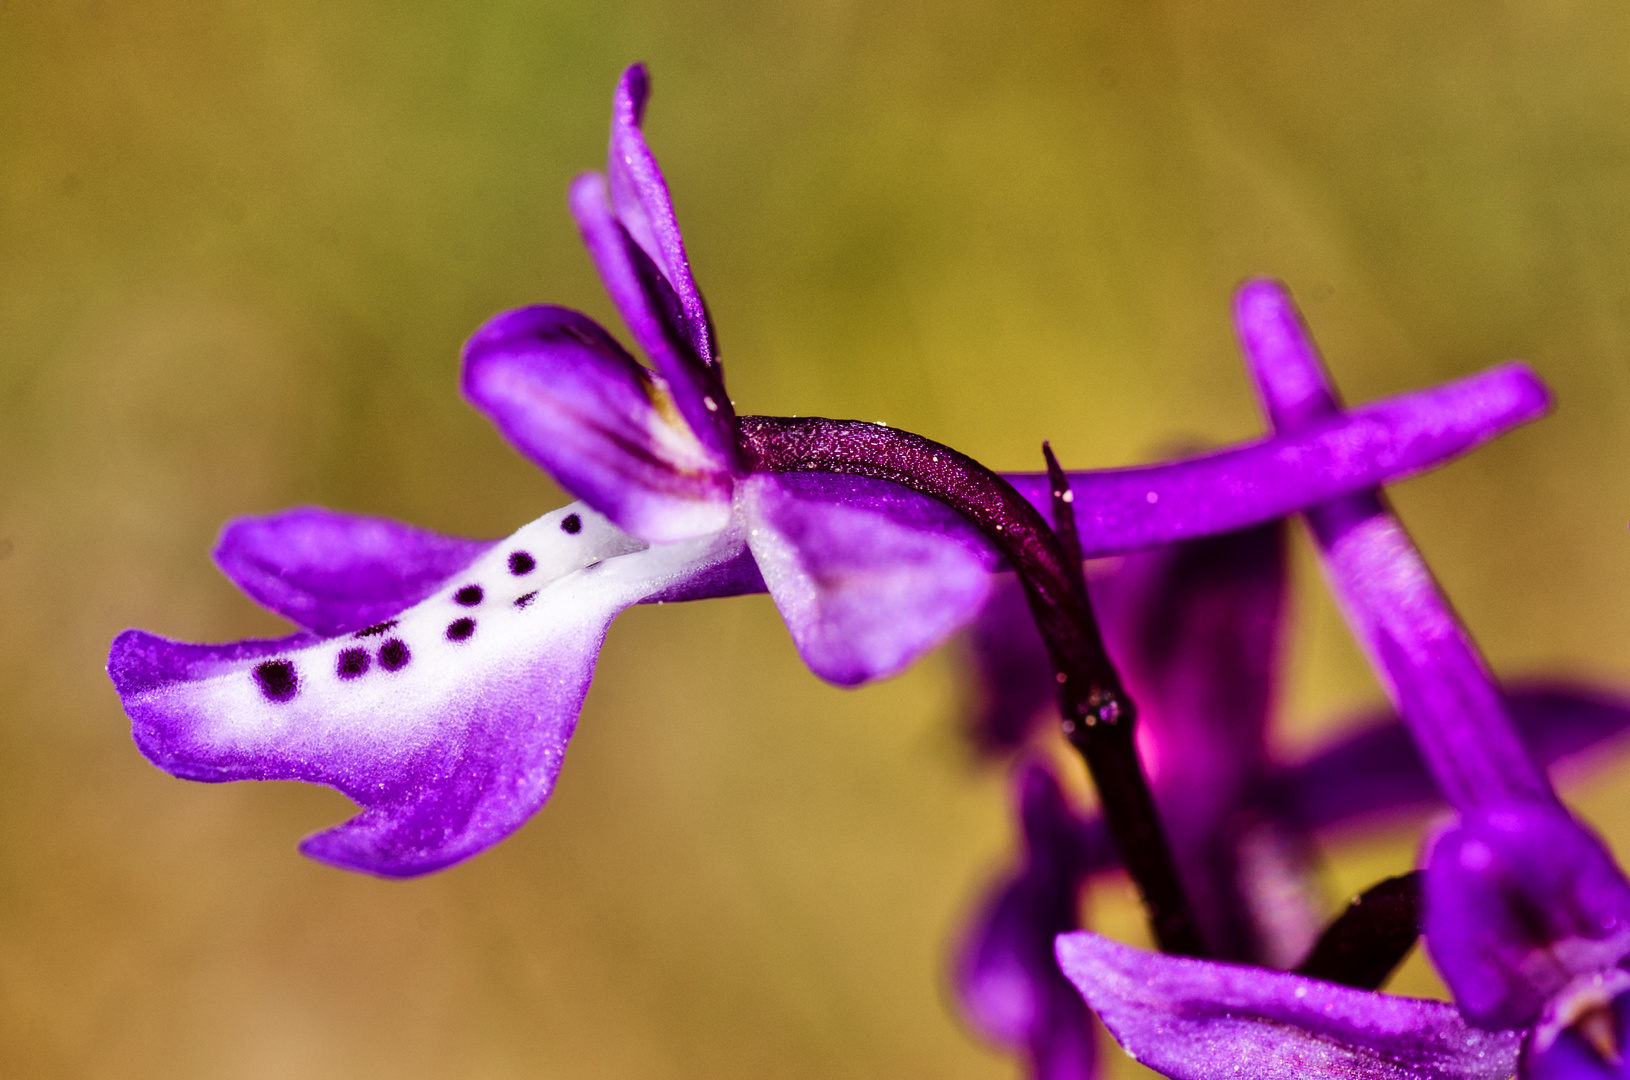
xmin=961 ymin=282 xmax=1630 ymax=1079
xmin=106 ymin=65 xmax=1630 ymax=1080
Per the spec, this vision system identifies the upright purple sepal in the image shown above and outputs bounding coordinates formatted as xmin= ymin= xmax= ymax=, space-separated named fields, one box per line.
xmin=1425 ymin=802 xmax=1630 ymax=1032
xmin=213 ymin=507 xmax=495 ymax=635
xmin=740 ymin=474 xmax=992 ymax=686
xmin=462 ymin=305 xmax=734 ymax=543
xmin=606 ymin=64 xmax=716 ymax=369
xmin=568 ymin=173 xmax=738 ymax=463
xmin=1056 ymin=931 xmax=1522 ymax=1080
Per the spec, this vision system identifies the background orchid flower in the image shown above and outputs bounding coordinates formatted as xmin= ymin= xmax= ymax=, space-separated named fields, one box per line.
xmin=106 ymin=71 xmax=1568 ymax=882
xmin=957 ymin=519 xmax=1630 ymax=1079
xmin=1051 ymin=282 xmax=1630 ymax=1080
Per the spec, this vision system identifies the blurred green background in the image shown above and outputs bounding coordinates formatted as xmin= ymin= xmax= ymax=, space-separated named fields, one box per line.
xmin=6 ymin=1 xmax=1630 ymax=1076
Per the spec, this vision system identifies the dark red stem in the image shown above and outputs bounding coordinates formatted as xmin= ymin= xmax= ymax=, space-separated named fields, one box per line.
xmin=739 ymin=415 xmax=1206 ymax=956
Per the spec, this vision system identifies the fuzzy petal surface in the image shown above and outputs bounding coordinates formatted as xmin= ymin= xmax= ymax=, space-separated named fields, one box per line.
xmin=739 ymin=473 xmax=992 ymax=686
xmin=110 ymin=506 xmax=743 ymax=876
xmin=1056 ymin=931 xmax=1522 ymax=1080
xmin=213 ymin=507 xmax=495 ymax=636
xmin=463 ymin=304 xmax=734 ymax=543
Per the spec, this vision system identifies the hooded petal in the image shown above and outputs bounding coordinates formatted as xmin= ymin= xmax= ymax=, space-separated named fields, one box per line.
xmin=462 ymin=304 xmax=734 ymax=543
xmin=109 ymin=506 xmax=745 ymax=876
xmin=1425 ymin=802 xmax=1630 ymax=1032
xmin=212 ymin=507 xmax=495 ymax=636
xmin=1006 ymin=362 xmax=1550 ymax=557
xmin=957 ymin=763 xmax=1113 ymax=1080
xmin=1055 ymin=931 xmax=1522 ymax=1080
xmin=738 ymin=473 xmax=992 ymax=686
xmin=569 ymin=172 xmax=737 ymax=464
xmin=1234 ymin=278 xmax=1553 ymax=812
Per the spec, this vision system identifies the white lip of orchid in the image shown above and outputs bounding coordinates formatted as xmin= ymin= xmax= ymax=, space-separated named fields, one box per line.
xmin=131 ymin=505 xmax=751 ymax=759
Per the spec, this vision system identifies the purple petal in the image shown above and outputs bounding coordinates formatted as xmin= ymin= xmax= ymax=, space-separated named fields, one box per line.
xmin=738 ymin=474 xmax=992 ymax=686
xmin=1277 ymin=686 xmax=1630 ymax=835
xmin=1004 ymin=362 xmax=1549 ymax=557
xmin=1425 ymin=802 xmax=1630 ymax=1032
xmin=957 ymin=764 xmax=1109 ymax=1080
xmin=1234 ymin=279 xmax=1553 ymax=811
xmin=961 ymin=882 xmax=1099 ymax=1080
xmin=462 ymin=305 xmax=734 ymax=543
xmin=1056 ymin=931 xmax=1522 ymax=1080
xmin=568 ymin=172 xmax=737 ymax=464
xmin=110 ymin=507 xmax=745 ymax=876
xmin=213 ymin=507 xmax=495 ymax=636
xmin=606 ymin=65 xmax=717 ymax=372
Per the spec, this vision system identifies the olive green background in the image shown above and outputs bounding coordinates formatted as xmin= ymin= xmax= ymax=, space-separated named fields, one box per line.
xmin=6 ymin=1 xmax=1630 ymax=1076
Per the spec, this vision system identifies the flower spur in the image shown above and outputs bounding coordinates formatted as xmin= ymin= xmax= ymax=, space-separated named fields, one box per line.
xmin=110 ymin=68 xmax=1561 ymax=879
xmin=1052 ymin=282 xmax=1630 ymax=1080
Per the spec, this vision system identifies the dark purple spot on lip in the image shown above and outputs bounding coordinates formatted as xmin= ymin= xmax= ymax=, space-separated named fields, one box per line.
xmin=254 ymin=660 xmax=298 ymax=702
xmin=446 ymin=617 xmax=475 ymax=642
xmin=355 ymin=620 xmax=397 ymax=638
xmin=337 ymin=647 xmax=370 ymax=679
xmin=379 ymin=638 xmax=411 ymax=671
xmin=514 ymin=591 xmax=538 ymax=609
xmin=509 ymin=550 xmax=536 ymax=575
xmin=455 ymin=584 xmax=483 ymax=606
xmin=561 ymin=514 xmax=581 ymax=535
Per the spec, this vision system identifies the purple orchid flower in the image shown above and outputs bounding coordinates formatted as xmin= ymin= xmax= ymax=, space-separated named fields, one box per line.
xmin=107 ymin=69 xmax=1563 ymax=881
xmin=1050 ymin=281 xmax=1630 ymax=1080
xmin=957 ymin=517 xmax=1630 ymax=1078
